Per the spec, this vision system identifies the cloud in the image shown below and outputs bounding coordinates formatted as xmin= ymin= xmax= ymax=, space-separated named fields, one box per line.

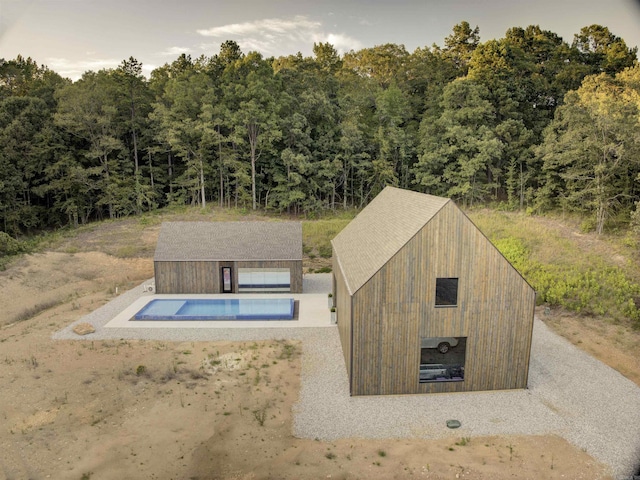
xmin=47 ymin=57 xmax=122 ymax=80
xmin=142 ymin=64 xmax=157 ymax=77
xmin=317 ymin=33 xmax=363 ymax=54
xmin=45 ymin=57 xmax=157 ymax=81
xmin=197 ymin=16 xmax=321 ymax=39
xmin=197 ymin=15 xmax=363 ymax=57
xmin=158 ymin=46 xmax=192 ymax=57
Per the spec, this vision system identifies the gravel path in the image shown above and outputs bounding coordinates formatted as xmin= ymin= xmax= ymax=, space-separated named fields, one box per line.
xmin=53 ymin=274 xmax=640 ymax=479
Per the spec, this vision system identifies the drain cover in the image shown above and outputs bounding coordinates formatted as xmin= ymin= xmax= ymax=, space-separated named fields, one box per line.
xmin=446 ymin=419 xmax=461 ymax=429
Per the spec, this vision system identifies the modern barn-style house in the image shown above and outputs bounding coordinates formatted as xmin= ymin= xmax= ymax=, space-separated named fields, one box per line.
xmin=331 ymin=187 xmax=536 ymax=396
xmin=154 ymin=221 xmax=303 ymax=294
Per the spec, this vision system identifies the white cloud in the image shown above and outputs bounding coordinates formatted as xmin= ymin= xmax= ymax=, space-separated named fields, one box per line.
xmin=317 ymin=33 xmax=363 ymax=54
xmin=142 ymin=64 xmax=157 ymax=77
xmin=47 ymin=57 xmax=122 ymax=80
xmin=197 ymin=16 xmax=321 ymax=38
xmin=197 ymin=15 xmax=363 ymax=57
xmin=46 ymin=57 xmax=158 ymax=81
xmin=159 ymin=46 xmax=192 ymax=57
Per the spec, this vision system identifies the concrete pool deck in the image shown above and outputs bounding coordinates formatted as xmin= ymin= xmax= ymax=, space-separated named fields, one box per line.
xmin=105 ymin=292 xmax=332 ymax=329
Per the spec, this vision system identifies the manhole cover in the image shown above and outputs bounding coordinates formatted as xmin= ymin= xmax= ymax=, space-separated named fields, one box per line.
xmin=446 ymin=419 xmax=461 ymax=429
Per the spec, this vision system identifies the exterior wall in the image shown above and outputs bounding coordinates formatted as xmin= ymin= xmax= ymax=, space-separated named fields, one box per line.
xmin=333 ymin=255 xmax=353 ymax=387
xmin=155 ymin=259 xmax=303 ymax=294
xmin=349 ymin=202 xmax=535 ymax=396
xmin=155 ymin=260 xmax=219 ymax=294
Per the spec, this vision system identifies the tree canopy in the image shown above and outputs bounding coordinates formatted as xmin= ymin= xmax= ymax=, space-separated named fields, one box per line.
xmin=0 ymin=22 xmax=638 ymax=235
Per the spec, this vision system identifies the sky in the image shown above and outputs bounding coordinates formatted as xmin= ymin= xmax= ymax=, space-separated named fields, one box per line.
xmin=1 ymin=0 xmax=640 ymax=81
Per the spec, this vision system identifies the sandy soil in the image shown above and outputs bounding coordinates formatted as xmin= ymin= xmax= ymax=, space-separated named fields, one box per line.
xmin=0 ymin=235 xmax=622 ymax=479
xmin=542 ymin=309 xmax=640 ymax=386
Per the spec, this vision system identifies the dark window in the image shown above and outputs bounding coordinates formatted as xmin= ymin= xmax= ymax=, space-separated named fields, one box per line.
xmin=419 ymin=337 xmax=466 ymax=383
xmin=435 ymin=278 xmax=458 ymax=306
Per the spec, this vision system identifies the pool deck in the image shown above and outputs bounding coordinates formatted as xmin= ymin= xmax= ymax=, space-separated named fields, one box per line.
xmin=105 ymin=292 xmax=332 ymax=329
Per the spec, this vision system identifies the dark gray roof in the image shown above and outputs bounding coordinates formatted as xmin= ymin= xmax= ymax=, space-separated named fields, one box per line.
xmin=154 ymin=221 xmax=302 ymax=261
xmin=331 ymin=187 xmax=449 ymax=294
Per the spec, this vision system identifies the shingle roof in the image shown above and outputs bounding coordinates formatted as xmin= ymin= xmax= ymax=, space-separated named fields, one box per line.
xmin=331 ymin=187 xmax=449 ymax=295
xmin=154 ymin=221 xmax=302 ymax=261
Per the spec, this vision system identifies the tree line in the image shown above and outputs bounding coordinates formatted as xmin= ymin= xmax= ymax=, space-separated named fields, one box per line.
xmin=1 ymin=22 xmax=639 ymax=236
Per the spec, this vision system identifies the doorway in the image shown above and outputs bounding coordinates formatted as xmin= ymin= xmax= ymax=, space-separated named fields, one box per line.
xmin=221 ymin=266 xmax=233 ymax=293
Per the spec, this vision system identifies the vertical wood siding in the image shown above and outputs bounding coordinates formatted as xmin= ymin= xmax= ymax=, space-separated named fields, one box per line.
xmin=349 ymin=202 xmax=536 ymax=396
xmin=333 ymin=256 xmax=353 ymax=391
xmin=155 ymin=260 xmax=303 ymax=294
xmin=154 ymin=261 xmax=219 ymax=293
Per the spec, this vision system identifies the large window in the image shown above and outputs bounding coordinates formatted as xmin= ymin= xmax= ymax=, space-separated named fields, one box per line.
xmin=238 ymin=268 xmax=291 ymax=293
xmin=435 ymin=277 xmax=458 ymax=306
xmin=419 ymin=337 xmax=466 ymax=383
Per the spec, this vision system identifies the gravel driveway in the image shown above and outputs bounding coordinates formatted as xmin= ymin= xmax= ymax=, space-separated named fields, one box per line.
xmin=55 ymin=274 xmax=640 ymax=479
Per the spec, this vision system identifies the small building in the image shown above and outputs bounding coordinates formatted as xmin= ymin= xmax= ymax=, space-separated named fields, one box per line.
xmin=154 ymin=221 xmax=303 ymax=294
xmin=331 ymin=186 xmax=535 ymax=396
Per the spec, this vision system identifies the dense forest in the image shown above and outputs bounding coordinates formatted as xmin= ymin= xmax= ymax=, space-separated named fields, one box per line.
xmin=1 ymin=22 xmax=639 ymax=237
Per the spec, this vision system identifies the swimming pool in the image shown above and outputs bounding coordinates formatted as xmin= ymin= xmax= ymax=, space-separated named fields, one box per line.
xmin=134 ymin=298 xmax=295 ymax=321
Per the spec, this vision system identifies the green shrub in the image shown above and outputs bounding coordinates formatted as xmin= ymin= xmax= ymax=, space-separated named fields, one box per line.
xmin=0 ymin=232 xmax=25 ymax=256
xmin=302 ymin=218 xmax=351 ymax=260
xmin=580 ymin=217 xmax=596 ymax=233
xmin=631 ymin=201 xmax=640 ymax=234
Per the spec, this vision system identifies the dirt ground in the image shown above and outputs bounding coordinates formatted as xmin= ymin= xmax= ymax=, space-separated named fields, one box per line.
xmin=0 ymin=222 xmax=629 ymax=479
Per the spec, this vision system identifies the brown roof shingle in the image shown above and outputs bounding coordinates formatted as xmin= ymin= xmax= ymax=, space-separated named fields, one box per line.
xmin=154 ymin=221 xmax=302 ymax=261
xmin=331 ymin=187 xmax=449 ymax=294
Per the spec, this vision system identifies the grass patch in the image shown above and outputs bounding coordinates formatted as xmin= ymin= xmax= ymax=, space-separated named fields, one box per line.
xmin=9 ymin=298 xmax=65 ymax=325
xmin=277 ymin=340 xmax=298 ymax=360
xmin=252 ymin=403 xmax=269 ymax=426
xmin=302 ymin=217 xmax=352 ymax=260
xmin=114 ymin=244 xmax=147 ymax=258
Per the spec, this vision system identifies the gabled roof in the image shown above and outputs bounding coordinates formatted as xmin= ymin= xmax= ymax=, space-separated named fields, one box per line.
xmin=331 ymin=187 xmax=449 ymax=294
xmin=154 ymin=221 xmax=302 ymax=262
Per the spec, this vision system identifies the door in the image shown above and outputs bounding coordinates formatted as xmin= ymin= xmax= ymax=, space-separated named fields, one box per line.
xmin=221 ymin=266 xmax=233 ymax=293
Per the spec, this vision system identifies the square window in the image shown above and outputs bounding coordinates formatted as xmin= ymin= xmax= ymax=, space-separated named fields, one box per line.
xmin=419 ymin=337 xmax=466 ymax=383
xmin=435 ymin=278 xmax=458 ymax=306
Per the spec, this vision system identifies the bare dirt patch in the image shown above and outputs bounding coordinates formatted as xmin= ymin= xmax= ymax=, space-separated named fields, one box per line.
xmin=542 ymin=308 xmax=640 ymax=387
xmin=0 ymin=251 xmax=152 ymax=327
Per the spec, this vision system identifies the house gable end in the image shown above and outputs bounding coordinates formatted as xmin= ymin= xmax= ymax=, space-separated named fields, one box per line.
xmin=348 ymin=200 xmax=536 ymax=395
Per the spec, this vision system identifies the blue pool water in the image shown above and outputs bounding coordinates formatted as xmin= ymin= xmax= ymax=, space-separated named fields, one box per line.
xmin=134 ymin=298 xmax=295 ymax=321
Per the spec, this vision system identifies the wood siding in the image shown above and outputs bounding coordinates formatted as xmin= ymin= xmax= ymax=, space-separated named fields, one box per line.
xmin=155 ymin=259 xmax=303 ymax=294
xmin=155 ymin=261 xmax=218 ymax=294
xmin=348 ymin=202 xmax=535 ymax=396
xmin=333 ymin=256 xmax=353 ymax=388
